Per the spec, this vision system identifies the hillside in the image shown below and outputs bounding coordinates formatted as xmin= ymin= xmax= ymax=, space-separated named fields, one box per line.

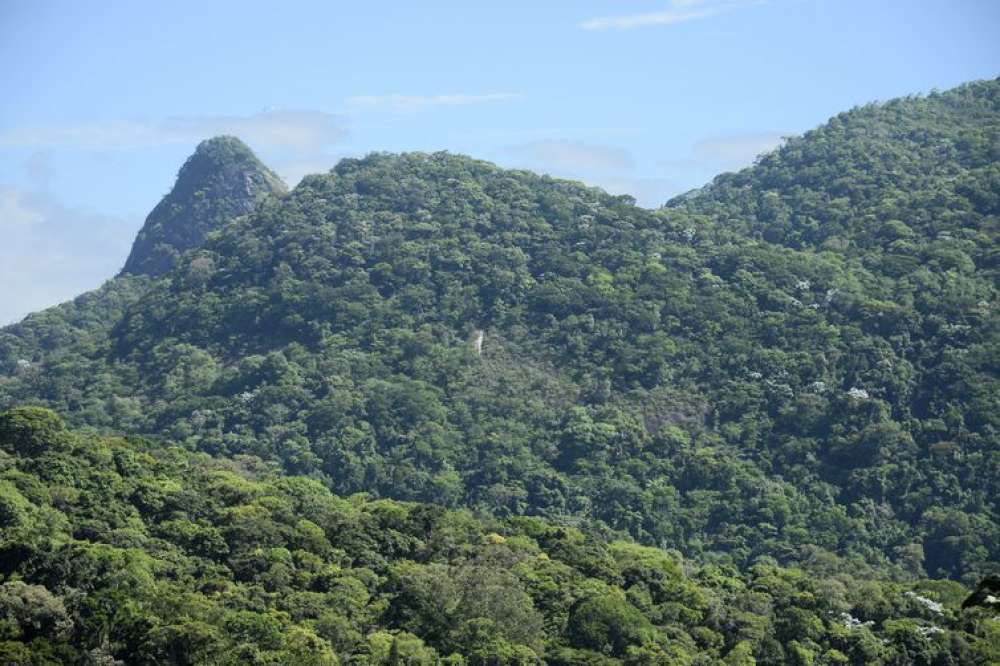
xmin=1 ymin=78 xmax=998 ymax=596
xmin=2 ymin=407 xmax=997 ymax=664
xmin=669 ymin=78 xmax=1000 ymax=253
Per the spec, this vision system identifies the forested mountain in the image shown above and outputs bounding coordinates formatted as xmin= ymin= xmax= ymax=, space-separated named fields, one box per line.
xmin=2 ymin=407 xmax=997 ymax=664
xmin=1 ymin=79 xmax=998 ymax=663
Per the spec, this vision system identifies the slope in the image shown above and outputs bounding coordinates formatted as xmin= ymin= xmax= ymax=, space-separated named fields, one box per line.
xmin=1 ymin=80 xmax=998 ymax=584
xmin=1 ymin=137 xmax=287 ymax=429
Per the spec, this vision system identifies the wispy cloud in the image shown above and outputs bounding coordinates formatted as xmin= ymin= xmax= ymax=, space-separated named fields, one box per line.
xmin=0 ymin=110 xmax=346 ymax=152
xmin=346 ymin=93 xmax=522 ymax=112
xmin=656 ymin=131 xmax=786 ymax=199
xmin=502 ymin=139 xmax=677 ymax=206
xmin=22 ymin=150 xmax=55 ymax=191
xmin=271 ymin=155 xmax=358 ymax=187
xmin=165 ymin=111 xmax=346 ymax=151
xmin=596 ymin=176 xmax=682 ymax=207
xmin=0 ymin=185 xmax=136 ymax=325
xmin=690 ymin=132 xmax=786 ymax=169
xmin=580 ymin=0 xmax=761 ymax=30
xmin=507 ymin=139 xmax=634 ymax=173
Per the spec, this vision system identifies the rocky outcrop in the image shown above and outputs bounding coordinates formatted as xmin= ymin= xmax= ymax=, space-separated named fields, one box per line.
xmin=120 ymin=136 xmax=286 ymax=277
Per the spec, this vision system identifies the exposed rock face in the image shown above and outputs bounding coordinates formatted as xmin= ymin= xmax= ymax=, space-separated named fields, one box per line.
xmin=120 ymin=136 xmax=286 ymax=277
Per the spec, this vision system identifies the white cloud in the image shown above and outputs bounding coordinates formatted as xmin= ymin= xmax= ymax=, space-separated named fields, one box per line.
xmin=164 ymin=111 xmax=346 ymax=151
xmin=0 ymin=187 xmax=44 ymax=230
xmin=690 ymin=132 xmax=786 ymax=168
xmin=22 ymin=151 xmax=55 ymax=190
xmin=271 ymin=155 xmax=356 ymax=188
xmin=0 ymin=185 xmax=136 ymax=325
xmin=593 ymin=176 xmax=682 ymax=207
xmin=503 ymin=139 xmax=676 ymax=207
xmin=346 ymin=93 xmax=522 ymax=112
xmin=580 ymin=0 xmax=761 ymax=30
xmin=508 ymin=139 xmax=634 ymax=173
xmin=0 ymin=110 xmax=346 ymax=152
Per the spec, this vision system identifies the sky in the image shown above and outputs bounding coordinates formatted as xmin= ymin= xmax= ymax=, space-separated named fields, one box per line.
xmin=1 ymin=0 xmax=998 ymax=324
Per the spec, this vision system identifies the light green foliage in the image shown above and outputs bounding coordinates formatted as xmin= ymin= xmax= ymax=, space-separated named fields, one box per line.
xmin=0 ymin=410 xmax=993 ymax=663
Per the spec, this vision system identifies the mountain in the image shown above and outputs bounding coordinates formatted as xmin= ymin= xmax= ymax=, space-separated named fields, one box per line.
xmin=1 ymin=406 xmax=996 ymax=665
xmin=0 ymin=137 xmax=285 ymax=425
xmin=120 ymin=136 xmax=286 ymax=277
xmin=669 ymin=78 xmax=1000 ymax=253
xmin=0 ymin=79 xmax=998 ymax=662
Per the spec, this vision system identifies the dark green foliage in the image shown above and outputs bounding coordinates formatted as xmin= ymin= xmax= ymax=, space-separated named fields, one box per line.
xmin=0 ymin=410 xmax=996 ymax=664
xmin=962 ymin=574 xmax=1000 ymax=610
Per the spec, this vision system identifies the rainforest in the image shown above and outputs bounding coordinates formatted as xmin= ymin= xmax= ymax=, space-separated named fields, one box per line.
xmin=1 ymin=78 xmax=999 ymax=664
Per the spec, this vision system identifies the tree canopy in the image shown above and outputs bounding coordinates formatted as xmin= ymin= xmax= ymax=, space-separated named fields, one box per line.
xmin=1 ymin=408 xmax=996 ymax=664
xmin=1 ymin=78 xmax=999 ymax=662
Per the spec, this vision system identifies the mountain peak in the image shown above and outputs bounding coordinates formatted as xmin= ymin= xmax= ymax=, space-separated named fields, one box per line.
xmin=191 ymin=135 xmax=264 ymax=163
xmin=120 ymin=136 xmax=286 ymax=277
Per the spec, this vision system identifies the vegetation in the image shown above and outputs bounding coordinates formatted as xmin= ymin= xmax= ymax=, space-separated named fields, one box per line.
xmin=1 ymin=407 xmax=997 ymax=664
xmin=0 ymin=78 xmax=998 ymax=661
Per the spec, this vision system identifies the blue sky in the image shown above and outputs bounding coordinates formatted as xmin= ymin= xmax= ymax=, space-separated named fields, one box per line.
xmin=1 ymin=0 xmax=998 ymax=323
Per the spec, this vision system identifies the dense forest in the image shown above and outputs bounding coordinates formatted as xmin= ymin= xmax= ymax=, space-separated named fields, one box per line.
xmin=2 ymin=407 xmax=998 ymax=664
xmin=1 ymin=79 xmax=998 ymax=663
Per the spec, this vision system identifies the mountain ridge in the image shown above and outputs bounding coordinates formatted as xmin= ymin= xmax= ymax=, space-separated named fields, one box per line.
xmin=2 ymin=78 xmax=998 ymax=583
xmin=1 ymin=76 xmax=999 ymax=665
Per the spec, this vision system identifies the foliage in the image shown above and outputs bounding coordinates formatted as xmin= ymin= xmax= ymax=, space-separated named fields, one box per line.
xmin=0 ymin=409 xmax=996 ymax=664
xmin=0 ymin=80 xmax=997 ymax=660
